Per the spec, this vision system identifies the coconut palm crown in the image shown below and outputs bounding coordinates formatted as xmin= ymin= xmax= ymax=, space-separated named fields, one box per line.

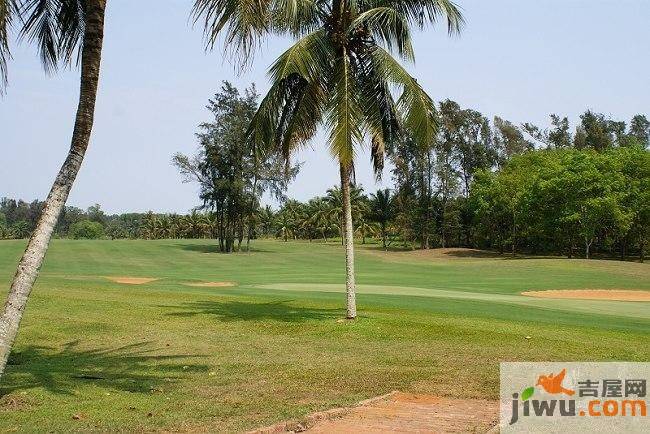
xmin=193 ymin=0 xmax=463 ymax=318
xmin=1 ymin=0 xmax=88 ymax=92
xmin=194 ymin=0 xmax=463 ymax=170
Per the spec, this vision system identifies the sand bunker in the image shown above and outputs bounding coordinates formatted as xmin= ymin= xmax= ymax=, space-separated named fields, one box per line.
xmin=522 ymin=289 xmax=650 ymax=302
xmin=106 ymin=277 xmax=159 ymax=285
xmin=249 ymin=391 xmax=497 ymax=433
xmin=183 ymin=281 xmax=237 ymax=288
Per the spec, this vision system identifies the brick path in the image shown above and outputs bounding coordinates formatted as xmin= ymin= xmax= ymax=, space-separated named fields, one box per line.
xmin=251 ymin=392 xmax=498 ymax=433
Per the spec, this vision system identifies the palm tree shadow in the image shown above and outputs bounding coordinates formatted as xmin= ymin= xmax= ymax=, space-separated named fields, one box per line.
xmin=0 ymin=340 xmax=208 ymax=397
xmin=165 ymin=300 xmax=340 ymax=322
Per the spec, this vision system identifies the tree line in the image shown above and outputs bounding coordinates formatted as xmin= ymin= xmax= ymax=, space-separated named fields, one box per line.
xmin=4 ymin=145 xmax=647 ymax=264
xmin=4 ymin=98 xmax=648 ymax=262
xmin=382 ymin=103 xmax=649 ymax=260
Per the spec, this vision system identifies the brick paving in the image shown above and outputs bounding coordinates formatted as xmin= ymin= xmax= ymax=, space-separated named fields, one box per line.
xmin=251 ymin=392 xmax=498 ymax=433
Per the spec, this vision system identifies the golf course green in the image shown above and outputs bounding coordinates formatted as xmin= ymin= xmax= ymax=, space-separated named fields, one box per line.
xmin=0 ymin=239 xmax=648 ymax=432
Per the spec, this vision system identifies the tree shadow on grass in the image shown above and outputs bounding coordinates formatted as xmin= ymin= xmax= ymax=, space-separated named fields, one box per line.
xmin=174 ymin=243 xmax=274 ymax=254
xmin=362 ymin=245 xmax=559 ymax=260
xmin=164 ymin=300 xmax=340 ymax=323
xmin=0 ymin=340 xmax=208 ymax=397
xmin=441 ymin=249 xmax=508 ymax=259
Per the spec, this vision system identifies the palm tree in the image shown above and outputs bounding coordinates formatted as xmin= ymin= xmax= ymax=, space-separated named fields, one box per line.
xmin=276 ymin=210 xmax=295 ymax=242
xmin=193 ymin=0 xmax=463 ymax=318
xmin=309 ymin=198 xmax=332 ymax=242
xmin=183 ymin=211 xmax=208 ymax=239
xmin=141 ymin=212 xmax=160 ymax=240
xmin=300 ymin=200 xmax=319 ymax=242
xmin=277 ymin=200 xmax=301 ymax=241
xmin=370 ymin=188 xmax=394 ymax=249
xmin=326 ymin=185 xmax=367 ymax=244
xmin=257 ymin=205 xmax=276 ymax=237
xmin=11 ymin=221 xmax=31 ymax=239
xmin=355 ymin=216 xmax=378 ymax=244
xmin=0 ymin=224 xmax=10 ymax=240
xmin=0 ymin=0 xmax=107 ymax=378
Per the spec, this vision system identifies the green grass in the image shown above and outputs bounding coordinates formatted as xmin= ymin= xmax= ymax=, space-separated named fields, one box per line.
xmin=0 ymin=239 xmax=648 ymax=432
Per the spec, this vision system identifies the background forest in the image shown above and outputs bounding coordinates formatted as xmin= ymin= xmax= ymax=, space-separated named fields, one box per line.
xmin=2 ymin=84 xmax=648 ymax=261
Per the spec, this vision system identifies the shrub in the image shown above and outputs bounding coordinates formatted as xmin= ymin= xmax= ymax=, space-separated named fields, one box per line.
xmin=69 ymin=220 xmax=105 ymax=239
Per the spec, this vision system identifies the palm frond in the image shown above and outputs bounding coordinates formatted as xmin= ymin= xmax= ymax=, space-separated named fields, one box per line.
xmin=356 ymin=51 xmax=401 ymax=178
xmin=368 ymin=0 xmax=464 ymax=35
xmin=15 ymin=0 xmax=84 ymax=74
xmin=369 ymin=45 xmax=437 ymax=148
xmin=19 ymin=0 xmax=59 ymax=72
xmin=348 ymin=7 xmax=414 ymax=61
xmin=326 ymin=49 xmax=363 ymax=166
xmin=278 ymin=77 xmax=327 ymax=156
xmin=268 ymin=28 xmax=331 ymax=82
xmin=249 ymin=72 xmax=327 ymax=164
xmin=271 ymin=0 xmax=324 ymax=37
xmin=57 ymin=0 xmax=84 ymax=65
xmin=191 ymin=0 xmax=272 ymax=67
xmin=0 ymin=0 xmax=19 ymax=92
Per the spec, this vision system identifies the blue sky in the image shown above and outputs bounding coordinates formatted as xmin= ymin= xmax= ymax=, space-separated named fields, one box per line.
xmin=1 ymin=0 xmax=648 ymax=214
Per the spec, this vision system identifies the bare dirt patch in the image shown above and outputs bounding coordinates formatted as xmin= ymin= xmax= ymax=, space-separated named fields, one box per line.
xmin=0 ymin=394 xmax=33 ymax=412
xmin=250 ymin=391 xmax=497 ymax=433
xmin=521 ymin=289 xmax=650 ymax=302
xmin=183 ymin=281 xmax=237 ymax=288
xmin=105 ymin=277 xmax=159 ymax=285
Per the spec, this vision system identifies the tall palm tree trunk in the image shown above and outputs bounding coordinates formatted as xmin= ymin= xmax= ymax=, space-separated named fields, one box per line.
xmin=340 ymin=163 xmax=356 ymax=319
xmin=0 ymin=0 xmax=106 ymax=379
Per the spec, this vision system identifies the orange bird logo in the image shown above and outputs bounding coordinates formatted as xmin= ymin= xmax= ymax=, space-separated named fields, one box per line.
xmin=536 ymin=368 xmax=575 ymax=395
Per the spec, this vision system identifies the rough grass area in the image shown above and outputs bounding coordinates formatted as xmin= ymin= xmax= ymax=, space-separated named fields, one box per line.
xmin=0 ymin=239 xmax=648 ymax=432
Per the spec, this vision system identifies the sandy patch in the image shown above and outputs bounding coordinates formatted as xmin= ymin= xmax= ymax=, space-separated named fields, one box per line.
xmin=183 ymin=281 xmax=237 ymax=288
xmin=521 ymin=289 xmax=650 ymax=302
xmin=249 ymin=391 xmax=497 ymax=433
xmin=106 ymin=277 xmax=159 ymax=285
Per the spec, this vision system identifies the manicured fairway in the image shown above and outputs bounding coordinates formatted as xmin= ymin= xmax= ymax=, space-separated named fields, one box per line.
xmin=0 ymin=239 xmax=648 ymax=432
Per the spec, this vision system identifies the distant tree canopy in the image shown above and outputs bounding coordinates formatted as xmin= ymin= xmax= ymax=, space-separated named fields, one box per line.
xmin=470 ymin=147 xmax=649 ymax=259
xmin=172 ymin=82 xmax=298 ymax=252
xmin=382 ymin=103 xmax=648 ymax=256
xmin=69 ymin=220 xmax=105 ymax=240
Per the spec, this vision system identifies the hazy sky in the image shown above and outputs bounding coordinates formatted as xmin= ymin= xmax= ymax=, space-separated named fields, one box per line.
xmin=1 ymin=0 xmax=648 ymax=214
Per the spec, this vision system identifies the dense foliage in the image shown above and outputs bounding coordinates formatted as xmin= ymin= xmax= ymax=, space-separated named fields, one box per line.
xmin=69 ymin=220 xmax=105 ymax=240
xmin=173 ymin=82 xmax=298 ymax=252
xmin=470 ymin=147 xmax=649 ymax=259
xmin=3 ymin=104 xmax=648 ymax=260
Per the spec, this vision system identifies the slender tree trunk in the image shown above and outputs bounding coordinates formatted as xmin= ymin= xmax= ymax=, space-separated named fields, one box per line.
xmin=340 ymin=163 xmax=356 ymax=319
xmin=498 ymin=231 xmax=504 ymax=255
xmin=512 ymin=214 xmax=517 ymax=257
xmin=0 ymin=0 xmax=106 ymax=380
xmin=640 ymin=237 xmax=645 ymax=263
